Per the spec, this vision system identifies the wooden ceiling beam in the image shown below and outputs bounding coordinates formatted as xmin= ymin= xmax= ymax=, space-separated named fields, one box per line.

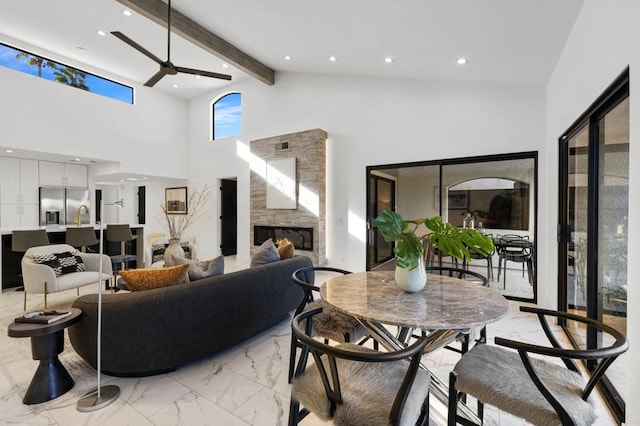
xmin=115 ymin=0 xmax=274 ymax=85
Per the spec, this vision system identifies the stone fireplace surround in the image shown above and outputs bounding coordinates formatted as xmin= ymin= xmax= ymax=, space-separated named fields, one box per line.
xmin=250 ymin=128 xmax=326 ymax=265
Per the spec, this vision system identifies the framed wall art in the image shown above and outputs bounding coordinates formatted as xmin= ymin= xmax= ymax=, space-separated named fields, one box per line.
xmin=165 ymin=187 xmax=188 ymax=214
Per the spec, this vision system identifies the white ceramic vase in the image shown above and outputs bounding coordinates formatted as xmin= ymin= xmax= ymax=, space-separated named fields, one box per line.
xmin=395 ymin=257 xmax=427 ymax=292
xmin=164 ymin=238 xmax=185 ymax=266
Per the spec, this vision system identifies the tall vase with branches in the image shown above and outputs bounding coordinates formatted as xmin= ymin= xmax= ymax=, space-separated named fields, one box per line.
xmin=160 ymin=185 xmax=212 ymax=265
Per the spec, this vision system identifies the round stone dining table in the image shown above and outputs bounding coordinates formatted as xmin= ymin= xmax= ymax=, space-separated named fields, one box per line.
xmin=320 ymin=270 xmax=509 ymax=423
xmin=320 ymin=271 xmax=509 ymax=331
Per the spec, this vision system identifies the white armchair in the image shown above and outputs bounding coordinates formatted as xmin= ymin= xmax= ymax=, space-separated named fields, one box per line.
xmin=21 ymin=244 xmax=113 ymax=311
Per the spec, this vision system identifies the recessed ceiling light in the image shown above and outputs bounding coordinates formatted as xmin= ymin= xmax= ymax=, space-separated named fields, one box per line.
xmin=221 ymin=63 xmax=229 ymax=68
xmin=328 ymin=56 xmax=337 ymax=62
xmin=96 ymin=30 xmax=106 ymax=36
xmin=73 ymin=158 xmax=81 ymax=162
xmin=5 ymin=149 xmax=14 ymax=153
xmin=284 ymin=55 xmax=292 ymax=61
xmin=384 ymin=57 xmax=394 ymax=64
xmin=173 ymin=84 xmax=179 ymax=88
xmin=456 ymin=57 xmax=468 ymax=65
xmin=195 ymin=74 xmax=201 ymax=79
xmin=122 ymin=9 xmax=132 ymax=17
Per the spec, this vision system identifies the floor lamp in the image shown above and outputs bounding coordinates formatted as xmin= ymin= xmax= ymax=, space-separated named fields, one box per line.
xmin=77 ymin=199 xmax=124 ymax=411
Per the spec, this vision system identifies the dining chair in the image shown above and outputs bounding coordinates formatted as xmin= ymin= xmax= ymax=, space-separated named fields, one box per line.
xmin=448 ymin=306 xmax=628 ymax=426
xmin=462 ymin=234 xmax=495 ymax=281
xmin=425 ymin=267 xmax=489 ymax=354
xmin=289 ymin=307 xmax=431 ymax=426
xmin=496 ymin=234 xmax=533 ymax=288
xmin=289 ymin=266 xmax=369 ymax=383
xmin=424 ymin=238 xmax=460 ymax=268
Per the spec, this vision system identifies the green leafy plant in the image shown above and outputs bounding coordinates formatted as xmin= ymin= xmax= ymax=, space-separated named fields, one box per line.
xmin=373 ymin=209 xmax=494 ymax=270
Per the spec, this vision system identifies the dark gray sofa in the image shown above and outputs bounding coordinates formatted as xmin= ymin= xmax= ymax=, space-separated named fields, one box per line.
xmin=69 ymin=255 xmax=311 ymax=377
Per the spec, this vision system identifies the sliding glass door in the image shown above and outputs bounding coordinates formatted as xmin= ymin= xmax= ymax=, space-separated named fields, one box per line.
xmin=558 ymin=70 xmax=628 ymax=423
xmin=366 ymin=152 xmax=537 ymax=303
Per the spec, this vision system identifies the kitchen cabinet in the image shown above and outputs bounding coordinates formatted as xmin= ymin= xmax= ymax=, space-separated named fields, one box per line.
xmin=0 ymin=157 xmax=39 ymax=227
xmin=39 ymin=161 xmax=88 ymax=187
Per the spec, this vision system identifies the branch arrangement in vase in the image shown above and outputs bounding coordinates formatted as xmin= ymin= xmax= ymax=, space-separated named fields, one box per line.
xmin=161 ymin=185 xmax=212 ymax=240
xmin=373 ymin=209 xmax=494 ymax=270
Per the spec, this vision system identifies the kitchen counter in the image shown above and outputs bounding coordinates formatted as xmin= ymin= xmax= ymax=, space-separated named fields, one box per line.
xmin=1 ymin=225 xmax=144 ymax=290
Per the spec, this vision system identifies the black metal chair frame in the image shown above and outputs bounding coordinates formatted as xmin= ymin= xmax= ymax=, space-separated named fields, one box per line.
xmin=496 ymin=234 xmax=533 ymax=288
xmin=448 ymin=306 xmax=629 ymax=426
xmin=289 ymin=307 xmax=430 ymax=426
xmin=290 ymin=267 xmax=350 ymax=381
xmin=425 ymin=267 xmax=489 ymax=354
xmin=462 ymin=234 xmax=495 ymax=281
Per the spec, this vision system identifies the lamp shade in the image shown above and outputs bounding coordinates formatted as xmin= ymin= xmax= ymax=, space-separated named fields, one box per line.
xmin=66 ymin=227 xmax=99 ymax=248
xmin=11 ymin=229 xmax=49 ymax=252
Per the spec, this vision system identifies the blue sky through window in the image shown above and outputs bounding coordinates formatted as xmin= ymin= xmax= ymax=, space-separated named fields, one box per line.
xmin=0 ymin=43 xmax=133 ymax=104
xmin=213 ymin=92 xmax=241 ymax=140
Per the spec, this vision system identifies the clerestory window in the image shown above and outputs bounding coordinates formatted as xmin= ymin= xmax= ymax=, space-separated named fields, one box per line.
xmin=0 ymin=42 xmax=134 ymax=104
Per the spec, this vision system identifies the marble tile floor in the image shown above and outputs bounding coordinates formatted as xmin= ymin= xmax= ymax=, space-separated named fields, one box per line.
xmin=0 ymin=259 xmax=618 ymax=425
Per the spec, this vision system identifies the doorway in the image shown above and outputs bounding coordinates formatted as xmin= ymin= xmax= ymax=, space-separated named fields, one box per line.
xmin=220 ymin=179 xmax=237 ymax=256
xmin=367 ymin=173 xmax=396 ymax=269
xmin=558 ymin=69 xmax=628 ymax=423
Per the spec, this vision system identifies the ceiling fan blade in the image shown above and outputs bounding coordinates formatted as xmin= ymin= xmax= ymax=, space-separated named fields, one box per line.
xmin=175 ymin=66 xmax=232 ymax=81
xmin=111 ymin=31 xmax=164 ymax=65
xmin=143 ymin=69 xmax=169 ymax=87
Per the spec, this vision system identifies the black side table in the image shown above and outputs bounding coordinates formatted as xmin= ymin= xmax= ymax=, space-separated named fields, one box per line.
xmin=7 ymin=308 xmax=82 ymax=405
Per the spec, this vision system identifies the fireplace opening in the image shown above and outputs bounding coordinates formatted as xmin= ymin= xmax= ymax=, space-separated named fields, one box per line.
xmin=254 ymin=225 xmax=313 ymax=250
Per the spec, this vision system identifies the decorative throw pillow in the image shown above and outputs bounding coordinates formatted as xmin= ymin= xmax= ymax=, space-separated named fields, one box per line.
xmin=32 ymin=253 xmax=62 ymax=277
xmin=31 ymin=251 xmax=86 ymax=277
xmin=250 ymin=239 xmax=280 ymax=267
xmin=119 ymin=264 xmax=190 ymax=292
xmin=56 ymin=251 xmax=87 ymax=275
xmin=180 ymin=242 xmax=193 ymax=260
xmin=151 ymin=242 xmax=193 ymax=264
xmin=277 ymin=238 xmax=295 ymax=260
xmin=171 ymin=254 xmax=224 ymax=281
xmin=151 ymin=243 xmax=166 ymax=264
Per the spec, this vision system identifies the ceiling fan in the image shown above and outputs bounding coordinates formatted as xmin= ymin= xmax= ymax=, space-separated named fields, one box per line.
xmin=111 ymin=0 xmax=231 ymax=87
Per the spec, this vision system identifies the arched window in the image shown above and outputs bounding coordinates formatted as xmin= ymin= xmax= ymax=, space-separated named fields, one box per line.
xmin=211 ymin=92 xmax=241 ymax=140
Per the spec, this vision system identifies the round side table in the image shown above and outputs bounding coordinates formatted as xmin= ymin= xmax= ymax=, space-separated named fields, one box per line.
xmin=7 ymin=308 xmax=82 ymax=405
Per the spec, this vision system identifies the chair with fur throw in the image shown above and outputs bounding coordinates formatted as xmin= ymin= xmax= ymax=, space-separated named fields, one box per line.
xmin=448 ymin=306 xmax=628 ymax=426
xmin=288 ymin=266 xmax=369 ymax=383
xmin=289 ymin=307 xmax=431 ymax=426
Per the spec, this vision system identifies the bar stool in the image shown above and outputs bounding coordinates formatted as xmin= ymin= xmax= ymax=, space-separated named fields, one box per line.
xmin=12 ymin=229 xmax=50 ymax=293
xmin=106 ymin=224 xmax=138 ymax=290
xmin=66 ymin=227 xmax=99 ymax=253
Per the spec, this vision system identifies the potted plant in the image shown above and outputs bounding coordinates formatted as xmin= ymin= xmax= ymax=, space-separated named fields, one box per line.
xmin=373 ymin=209 xmax=494 ymax=292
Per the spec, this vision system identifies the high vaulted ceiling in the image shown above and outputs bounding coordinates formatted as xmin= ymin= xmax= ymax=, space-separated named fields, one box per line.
xmin=0 ymin=0 xmax=584 ymax=99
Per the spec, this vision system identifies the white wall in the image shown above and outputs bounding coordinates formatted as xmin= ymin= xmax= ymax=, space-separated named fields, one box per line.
xmin=0 ymin=34 xmax=189 ymax=179
xmin=188 ymin=73 xmax=546 ymax=269
xmin=546 ymin=1 xmax=639 ymax=422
